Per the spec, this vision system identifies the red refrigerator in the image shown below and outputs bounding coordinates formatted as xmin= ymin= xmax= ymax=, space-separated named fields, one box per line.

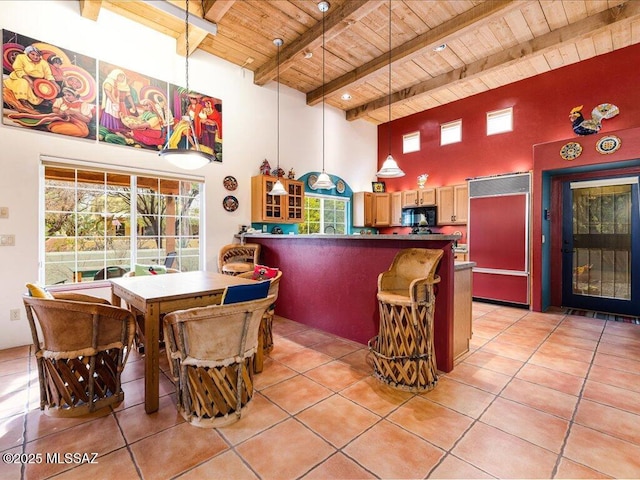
xmin=468 ymin=173 xmax=530 ymax=306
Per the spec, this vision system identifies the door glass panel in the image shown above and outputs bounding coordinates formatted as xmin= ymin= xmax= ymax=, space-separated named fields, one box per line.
xmin=572 ymin=184 xmax=631 ymax=299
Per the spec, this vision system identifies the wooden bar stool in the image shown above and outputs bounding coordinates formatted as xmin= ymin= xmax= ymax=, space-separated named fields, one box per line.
xmin=368 ymin=248 xmax=443 ymax=392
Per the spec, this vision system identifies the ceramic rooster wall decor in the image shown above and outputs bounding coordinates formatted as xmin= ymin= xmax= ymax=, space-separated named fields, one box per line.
xmin=569 ymin=103 xmax=619 ymax=136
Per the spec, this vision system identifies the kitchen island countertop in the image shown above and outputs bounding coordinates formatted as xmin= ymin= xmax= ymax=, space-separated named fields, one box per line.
xmin=239 ymin=233 xmax=461 ymax=241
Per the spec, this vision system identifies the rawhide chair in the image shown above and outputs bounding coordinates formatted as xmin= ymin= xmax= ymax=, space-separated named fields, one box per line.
xmin=237 ymin=269 xmax=282 ymax=372
xmin=23 ymin=291 xmax=135 ymax=417
xmin=217 ymin=243 xmax=261 ymax=275
xmin=368 ymin=248 xmax=443 ymax=392
xmin=163 ymin=293 xmax=274 ymax=428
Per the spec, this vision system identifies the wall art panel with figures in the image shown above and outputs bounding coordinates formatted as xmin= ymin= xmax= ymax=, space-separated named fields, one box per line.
xmin=2 ymin=29 xmax=97 ymax=139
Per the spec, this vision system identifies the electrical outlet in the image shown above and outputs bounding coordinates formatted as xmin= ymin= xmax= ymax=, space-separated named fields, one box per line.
xmin=10 ymin=309 xmax=20 ymax=321
xmin=0 ymin=234 xmax=15 ymax=246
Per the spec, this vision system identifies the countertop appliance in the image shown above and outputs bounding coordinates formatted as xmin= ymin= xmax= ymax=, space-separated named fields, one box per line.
xmin=401 ymin=206 xmax=437 ymax=228
xmin=468 ymin=173 xmax=530 ymax=306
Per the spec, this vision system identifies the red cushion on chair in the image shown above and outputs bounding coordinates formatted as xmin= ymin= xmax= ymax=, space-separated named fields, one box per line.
xmin=252 ymin=264 xmax=279 ymax=280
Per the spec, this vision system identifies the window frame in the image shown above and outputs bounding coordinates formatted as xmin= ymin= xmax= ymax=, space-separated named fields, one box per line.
xmin=39 ymin=157 xmax=205 ymax=287
xmin=440 ymin=119 xmax=462 ymax=146
xmin=402 ymin=131 xmax=420 ymax=153
xmin=300 ymin=193 xmax=350 ymax=235
xmin=486 ymin=107 xmax=513 ymax=136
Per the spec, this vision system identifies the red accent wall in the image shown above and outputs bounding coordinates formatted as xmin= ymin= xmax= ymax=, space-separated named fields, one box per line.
xmin=378 ymin=43 xmax=640 ymax=191
xmin=378 ymin=43 xmax=640 ymax=311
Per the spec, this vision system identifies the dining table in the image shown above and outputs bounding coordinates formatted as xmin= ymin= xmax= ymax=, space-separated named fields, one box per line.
xmin=110 ymin=270 xmax=256 ymax=413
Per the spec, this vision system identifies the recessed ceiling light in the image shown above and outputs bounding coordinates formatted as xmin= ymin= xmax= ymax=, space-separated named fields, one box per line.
xmin=304 ymin=51 xmax=313 ymax=59
xmin=433 ymin=44 xmax=447 ymax=52
xmin=341 ymin=93 xmax=352 ymax=101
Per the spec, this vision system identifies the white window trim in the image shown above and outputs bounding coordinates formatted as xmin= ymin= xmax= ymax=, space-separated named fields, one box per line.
xmin=440 ymin=119 xmax=462 ymax=146
xmin=402 ymin=131 xmax=420 ymax=153
xmin=486 ymin=107 xmax=513 ymax=136
xmin=39 ymin=156 xmax=205 ymax=287
xmin=303 ymin=193 xmax=350 ymax=234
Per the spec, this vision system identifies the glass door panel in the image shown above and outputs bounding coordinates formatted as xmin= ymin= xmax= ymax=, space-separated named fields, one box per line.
xmin=562 ymin=178 xmax=639 ymax=315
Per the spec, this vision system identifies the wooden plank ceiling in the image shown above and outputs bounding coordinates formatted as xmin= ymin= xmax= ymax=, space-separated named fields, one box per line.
xmin=82 ymin=0 xmax=640 ymax=125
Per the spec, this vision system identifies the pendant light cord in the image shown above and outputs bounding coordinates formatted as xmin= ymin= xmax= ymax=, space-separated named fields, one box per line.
xmin=277 ymin=41 xmax=280 ymax=171
xmin=185 ymin=0 xmax=190 ymax=94
xmin=322 ymin=4 xmax=326 ymax=173
xmin=388 ymin=0 xmax=392 ymax=156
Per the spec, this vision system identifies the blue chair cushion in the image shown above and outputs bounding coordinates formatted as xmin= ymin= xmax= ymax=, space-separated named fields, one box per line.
xmin=222 ymin=281 xmax=270 ymax=305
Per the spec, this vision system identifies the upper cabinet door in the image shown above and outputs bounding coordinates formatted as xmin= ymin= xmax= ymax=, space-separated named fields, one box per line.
xmin=403 ymin=189 xmax=436 ymax=207
xmin=437 ymin=184 xmax=468 ymax=225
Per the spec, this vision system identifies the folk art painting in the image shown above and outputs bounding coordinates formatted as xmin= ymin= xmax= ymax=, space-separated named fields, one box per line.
xmin=97 ymin=60 xmax=170 ymax=151
xmin=2 ymin=29 xmax=223 ymax=162
xmin=167 ymin=84 xmax=222 ymax=162
xmin=2 ymin=29 xmax=97 ymax=139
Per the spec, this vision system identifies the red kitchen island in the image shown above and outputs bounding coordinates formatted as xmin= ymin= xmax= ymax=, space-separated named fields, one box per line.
xmin=242 ymin=233 xmax=460 ymax=373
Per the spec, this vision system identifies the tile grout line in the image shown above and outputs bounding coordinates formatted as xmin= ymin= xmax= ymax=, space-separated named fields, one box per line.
xmin=549 ymin=320 xmax=609 ymax=479
xmin=425 ymin=308 xmax=570 ymax=478
xmin=19 ymin=345 xmax=35 ymax=480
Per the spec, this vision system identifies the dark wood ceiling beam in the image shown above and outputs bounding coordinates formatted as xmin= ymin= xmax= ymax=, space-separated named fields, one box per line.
xmin=253 ymin=0 xmax=379 ymax=86
xmin=308 ymin=0 xmax=522 ymax=106
xmin=202 ymin=0 xmax=235 ymax=23
xmin=79 ymin=0 xmax=103 ymax=20
xmin=346 ymin=0 xmax=639 ymax=121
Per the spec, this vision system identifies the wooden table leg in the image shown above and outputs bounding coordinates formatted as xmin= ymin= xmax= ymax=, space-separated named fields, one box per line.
xmin=144 ymin=303 xmax=160 ymax=413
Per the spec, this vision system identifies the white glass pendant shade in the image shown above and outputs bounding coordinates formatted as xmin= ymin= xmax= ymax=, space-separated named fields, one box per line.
xmin=312 ymin=171 xmax=335 ymax=190
xmin=162 ymin=149 xmax=213 ymax=170
xmin=269 ymin=178 xmax=288 ymax=196
xmin=376 ymin=154 xmax=405 ymax=178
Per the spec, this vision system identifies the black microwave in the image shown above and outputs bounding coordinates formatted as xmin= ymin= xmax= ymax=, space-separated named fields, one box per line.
xmin=401 ymin=206 xmax=437 ymax=227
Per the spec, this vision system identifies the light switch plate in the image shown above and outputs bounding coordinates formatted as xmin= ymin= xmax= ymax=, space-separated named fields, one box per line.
xmin=0 ymin=207 xmax=8 ymax=219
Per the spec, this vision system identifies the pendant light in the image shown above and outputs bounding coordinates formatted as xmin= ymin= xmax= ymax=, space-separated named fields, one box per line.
xmin=159 ymin=0 xmax=215 ymax=170
xmin=269 ymin=38 xmax=288 ymax=196
xmin=376 ymin=0 xmax=405 ymax=178
xmin=311 ymin=1 xmax=336 ymax=190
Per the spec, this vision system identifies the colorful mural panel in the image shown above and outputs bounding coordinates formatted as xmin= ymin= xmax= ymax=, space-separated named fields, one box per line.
xmin=98 ymin=61 xmax=170 ymax=151
xmin=2 ymin=29 xmax=97 ymax=139
xmin=169 ymin=84 xmax=222 ymax=162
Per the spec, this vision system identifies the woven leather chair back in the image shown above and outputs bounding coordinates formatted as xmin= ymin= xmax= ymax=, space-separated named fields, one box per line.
xmin=163 ymin=295 xmax=275 ymax=427
xmin=217 ymin=243 xmax=261 ymax=275
xmin=23 ymin=294 xmax=135 ymax=416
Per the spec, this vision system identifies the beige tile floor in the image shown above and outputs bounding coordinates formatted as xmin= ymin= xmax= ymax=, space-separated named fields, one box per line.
xmin=2 ymin=302 xmax=640 ymax=479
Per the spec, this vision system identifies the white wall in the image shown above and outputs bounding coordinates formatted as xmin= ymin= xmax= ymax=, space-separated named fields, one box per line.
xmin=0 ymin=1 xmax=377 ymax=349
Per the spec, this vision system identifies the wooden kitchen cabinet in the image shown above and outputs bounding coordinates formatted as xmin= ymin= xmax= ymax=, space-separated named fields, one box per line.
xmin=402 ymin=188 xmax=436 ymax=207
xmin=353 ymin=192 xmax=390 ymax=227
xmin=437 ymin=183 xmax=468 ymax=225
xmin=352 ymin=192 xmax=373 ymax=227
xmin=373 ymin=193 xmax=391 ymax=227
xmin=390 ymin=192 xmax=403 ymax=226
xmin=251 ymin=175 xmax=305 ymax=223
xmin=453 ymin=264 xmax=473 ymax=361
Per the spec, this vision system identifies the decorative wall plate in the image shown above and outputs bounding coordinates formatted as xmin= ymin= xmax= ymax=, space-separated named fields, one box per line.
xmin=595 ymin=135 xmax=621 ymax=155
xmin=560 ymin=142 xmax=582 ymax=161
xmin=336 ymin=179 xmax=346 ymax=194
xmin=308 ymin=174 xmax=318 ymax=190
xmin=222 ymin=195 xmax=238 ymax=212
xmin=223 ymin=175 xmax=238 ymax=191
